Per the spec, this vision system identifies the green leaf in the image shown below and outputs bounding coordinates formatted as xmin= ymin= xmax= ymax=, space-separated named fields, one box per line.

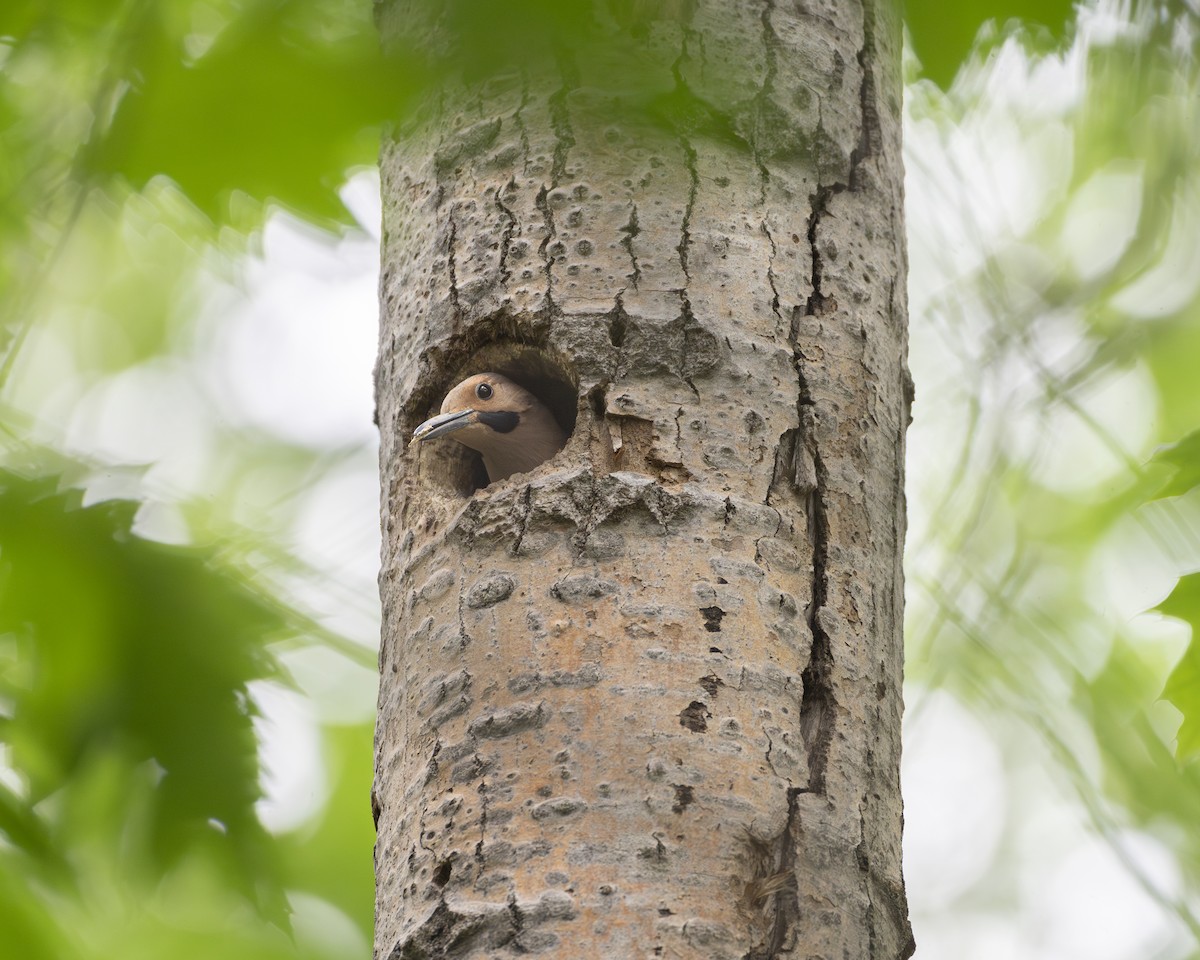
xmin=83 ymin=0 xmax=395 ymax=225
xmin=0 ymin=857 xmax=67 ymax=960
xmin=1157 ymin=573 xmax=1200 ymax=761
xmin=905 ymin=0 xmax=1076 ymax=88
xmin=0 ymin=780 xmax=63 ymax=873
xmin=0 ymin=470 xmax=291 ymax=921
xmin=1150 ymin=429 xmax=1200 ymax=501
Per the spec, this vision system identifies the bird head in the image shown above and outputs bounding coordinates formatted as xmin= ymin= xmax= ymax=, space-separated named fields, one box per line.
xmin=410 ymin=372 xmax=567 ymax=483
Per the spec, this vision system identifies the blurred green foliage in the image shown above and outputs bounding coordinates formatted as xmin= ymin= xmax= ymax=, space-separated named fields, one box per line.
xmin=0 ymin=467 xmax=319 ymax=956
xmin=1155 ymin=433 xmax=1200 ymax=764
xmin=1159 ymin=574 xmax=1200 ymax=760
xmin=1 ymin=0 xmax=1200 ymax=958
xmin=0 ymin=473 xmax=278 ymax=862
xmin=904 ymin=1 xmax=1200 ymax=950
xmin=905 ymin=0 xmax=1077 ymax=87
xmin=0 ymin=0 xmax=392 ymax=224
xmin=1 ymin=2 xmax=382 ymax=957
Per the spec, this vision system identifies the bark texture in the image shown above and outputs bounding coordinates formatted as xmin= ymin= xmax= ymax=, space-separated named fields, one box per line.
xmin=374 ymin=1 xmax=913 ymax=957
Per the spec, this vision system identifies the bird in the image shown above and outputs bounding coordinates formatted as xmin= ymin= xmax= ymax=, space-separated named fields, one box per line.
xmin=410 ymin=372 xmax=567 ymax=483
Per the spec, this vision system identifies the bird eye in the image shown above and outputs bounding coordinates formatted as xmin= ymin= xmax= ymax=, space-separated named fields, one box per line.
xmin=475 ymin=383 xmax=493 ymax=400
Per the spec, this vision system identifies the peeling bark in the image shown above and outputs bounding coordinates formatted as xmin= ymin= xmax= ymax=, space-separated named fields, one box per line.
xmin=375 ymin=1 xmax=913 ymax=957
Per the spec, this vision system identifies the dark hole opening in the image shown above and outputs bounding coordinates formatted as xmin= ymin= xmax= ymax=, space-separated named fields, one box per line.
xmin=412 ymin=343 xmax=576 ymax=495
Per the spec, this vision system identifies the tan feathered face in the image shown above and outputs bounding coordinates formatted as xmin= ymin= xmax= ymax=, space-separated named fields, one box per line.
xmin=411 ymin=373 xmax=533 ymax=444
xmin=410 ymin=372 xmax=566 ymax=482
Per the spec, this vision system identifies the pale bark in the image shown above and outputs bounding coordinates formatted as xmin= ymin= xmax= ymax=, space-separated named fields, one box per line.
xmin=374 ymin=1 xmax=913 ymax=957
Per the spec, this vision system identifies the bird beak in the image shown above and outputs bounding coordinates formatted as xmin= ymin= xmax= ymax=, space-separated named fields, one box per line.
xmin=410 ymin=409 xmax=477 ymax=444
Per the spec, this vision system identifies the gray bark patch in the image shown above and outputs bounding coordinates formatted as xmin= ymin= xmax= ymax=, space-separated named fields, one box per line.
xmin=466 ymin=573 xmax=516 ymax=608
xmin=434 ymin=117 xmax=502 ymax=174
xmin=710 ymin=556 xmax=765 ymax=581
xmin=508 ymin=664 xmax=602 ymax=694
xmin=530 ymin=796 xmax=587 ymax=820
xmin=414 ymin=568 xmax=455 ymax=604
xmin=469 ymin=700 xmax=550 ymax=739
xmin=550 ymin=575 xmax=616 ymax=603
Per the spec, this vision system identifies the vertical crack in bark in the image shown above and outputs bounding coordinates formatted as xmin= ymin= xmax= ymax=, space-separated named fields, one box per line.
xmin=474 ymin=739 xmax=489 ymax=863
xmin=456 ymin=583 xmax=468 ymax=651
xmin=533 ymin=52 xmax=578 ymax=311
xmin=766 ymin=787 xmax=801 ymax=957
xmin=677 ymin=294 xmax=701 ymax=397
xmin=447 ymin=213 xmax=462 ymax=320
xmin=753 ymin=0 xmax=780 ymax=203
xmin=801 ymin=0 xmax=876 ymax=316
xmin=514 ymin=70 xmax=532 ymax=176
xmin=495 ymin=177 xmax=517 ymax=287
xmin=548 ymin=52 xmax=578 ymax=186
xmin=795 ymin=195 xmax=836 ymax=796
xmin=743 ymin=788 xmax=802 ymax=959
xmin=677 ymin=134 xmax=698 ymax=282
xmin=534 ymin=184 xmax=556 ymax=305
xmin=619 ymin=202 xmax=642 ymax=291
xmin=797 ymin=464 xmax=834 ymax=795
xmin=762 ymin=220 xmax=782 ymax=326
xmin=668 ymin=29 xmax=701 ymax=286
xmin=510 ymin=484 xmax=533 ymax=557
xmin=759 ymin=0 xmax=778 ymax=93
xmin=673 ymin=69 xmax=702 ymax=398
xmin=506 ymin=895 xmax=525 ymax=938
xmin=609 ymin=300 xmax=629 ymax=374
xmin=804 ymin=187 xmax=835 ymax=318
xmin=850 ymin=0 xmax=879 ymax=189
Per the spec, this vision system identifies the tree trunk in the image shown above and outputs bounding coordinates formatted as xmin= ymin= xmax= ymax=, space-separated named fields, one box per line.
xmin=373 ymin=1 xmax=913 ymax=957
